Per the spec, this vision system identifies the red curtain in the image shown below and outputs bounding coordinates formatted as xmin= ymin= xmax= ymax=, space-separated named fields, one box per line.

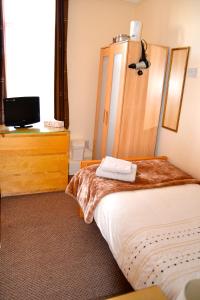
xmin=0 ymin=0 xmax=6 ymax=124
xmin=54 ymin=0 xmax=69 ymax=129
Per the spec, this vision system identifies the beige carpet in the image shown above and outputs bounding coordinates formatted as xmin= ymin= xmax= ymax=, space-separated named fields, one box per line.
xmin=0 ymin=192 xmax=132 ymax=300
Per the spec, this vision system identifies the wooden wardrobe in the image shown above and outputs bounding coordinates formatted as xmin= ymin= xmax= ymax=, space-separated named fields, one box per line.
xmin=93 ymin=40 xmax=168 ymax=159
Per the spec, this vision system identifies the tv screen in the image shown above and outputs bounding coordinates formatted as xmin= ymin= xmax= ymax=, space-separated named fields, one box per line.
xmin=4 ymin=96 xmax=40 ymax=128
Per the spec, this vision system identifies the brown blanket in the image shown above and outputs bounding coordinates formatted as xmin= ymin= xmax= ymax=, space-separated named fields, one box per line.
xmin=66 ymin=159 xmax=199 ymax=224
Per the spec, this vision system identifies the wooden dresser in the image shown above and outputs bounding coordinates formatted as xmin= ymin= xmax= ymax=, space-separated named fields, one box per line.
xmin=0 ymin=124 xmax=69 ymax=197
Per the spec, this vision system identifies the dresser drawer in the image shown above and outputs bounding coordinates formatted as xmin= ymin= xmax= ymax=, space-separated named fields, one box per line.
xmin=0 ymin=133 xmax=68 ymax=155
xmin=0 ymin=154 xmax=67 ymax=176
xmin=1 ymin=171 xmax=68 ymax=196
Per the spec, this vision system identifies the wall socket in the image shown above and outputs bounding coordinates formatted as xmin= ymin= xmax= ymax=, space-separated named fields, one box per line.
xmin=85 ymin=140 xmax=89 ymax=148
xmin=187 ymin=67 xmax=198 ymax=78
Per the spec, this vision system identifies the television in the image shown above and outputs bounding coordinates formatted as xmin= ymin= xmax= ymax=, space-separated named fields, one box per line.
xmin=4 ymin=96 xmax=40 ymax=128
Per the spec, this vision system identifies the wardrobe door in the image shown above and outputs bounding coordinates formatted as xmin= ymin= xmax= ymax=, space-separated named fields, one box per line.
xmin=102 ymin=42 xmax=128 ymax=157
xmin=93 ymin=48 xmax=110 ymax=159
xmin=118 ymin=42 xmax=168 ymax=157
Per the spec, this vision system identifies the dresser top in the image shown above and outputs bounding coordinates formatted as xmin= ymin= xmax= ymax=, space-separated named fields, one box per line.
xmin=0 ymin=123 xmax=69 ymax=135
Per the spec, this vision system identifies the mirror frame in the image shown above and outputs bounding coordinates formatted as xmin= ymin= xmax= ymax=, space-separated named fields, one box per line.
xmin=162 ymin=47 xmax=190 ymax=132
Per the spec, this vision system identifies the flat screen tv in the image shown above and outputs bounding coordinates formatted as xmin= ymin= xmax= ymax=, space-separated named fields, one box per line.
xmin=4 ymin=96 xmax=40 ymax=128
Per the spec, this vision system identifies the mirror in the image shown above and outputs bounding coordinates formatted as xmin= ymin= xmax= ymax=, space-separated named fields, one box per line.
xmin=162 ymin=47 xmax=190 ymax=132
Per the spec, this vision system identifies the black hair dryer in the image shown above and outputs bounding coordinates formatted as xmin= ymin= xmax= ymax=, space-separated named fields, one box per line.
xmin=128 ymin=39 xmax=150 ymax=76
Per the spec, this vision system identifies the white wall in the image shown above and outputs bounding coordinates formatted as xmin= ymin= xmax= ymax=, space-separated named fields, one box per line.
xmin=68 ymin=0 xmax=200 ymax=179
xmin=67 ymin=0 xmax=136 ymax=147
xmin=134 ymin=0 xmax=200 ymax=179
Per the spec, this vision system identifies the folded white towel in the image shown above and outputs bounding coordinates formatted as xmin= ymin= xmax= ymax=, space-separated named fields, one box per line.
xmin=96 ymin=163 xmax=137 ymax=182
xmin=100 ymin=156 xmax=132 ymax=174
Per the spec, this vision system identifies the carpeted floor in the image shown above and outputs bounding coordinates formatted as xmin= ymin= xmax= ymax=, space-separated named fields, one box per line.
xmin=0 ymin=192 xmax=132 ymax=300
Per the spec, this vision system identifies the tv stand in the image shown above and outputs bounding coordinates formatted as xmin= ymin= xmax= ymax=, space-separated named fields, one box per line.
xmin=0 ymin=124 xmax=69 ymax=197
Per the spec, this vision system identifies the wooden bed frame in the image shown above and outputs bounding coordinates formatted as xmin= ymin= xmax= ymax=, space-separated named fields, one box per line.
xmin=80 ymin=155 xmax=167 ymax=168
xmin=78 ymin=156 xmax=168 ymax=218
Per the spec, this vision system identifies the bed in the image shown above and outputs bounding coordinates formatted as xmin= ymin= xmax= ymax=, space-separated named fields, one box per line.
xmin=66 ymin=156 xmax=200 ymax=300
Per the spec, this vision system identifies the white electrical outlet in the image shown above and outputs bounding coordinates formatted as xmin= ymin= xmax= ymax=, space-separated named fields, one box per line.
xmin=188 ymin=67 xmax=198 ymax=78
xmin=85 ymin=140 xmax=89 ymax=148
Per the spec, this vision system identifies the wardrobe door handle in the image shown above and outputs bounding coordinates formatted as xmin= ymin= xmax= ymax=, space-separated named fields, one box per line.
xmin=103 ymin=110 xmax=109 ymax=124
xmin=103 ymin=110 xmax=106 ymax=124
xmin=104 ymin=110 xmax=108 ymax=125
xmin=106 ymin=111 xmax=109 ymax=125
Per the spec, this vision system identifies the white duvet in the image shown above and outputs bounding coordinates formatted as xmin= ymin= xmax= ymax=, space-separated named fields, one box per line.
xmin=94 ymin=184 xmax=200 ymax=300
